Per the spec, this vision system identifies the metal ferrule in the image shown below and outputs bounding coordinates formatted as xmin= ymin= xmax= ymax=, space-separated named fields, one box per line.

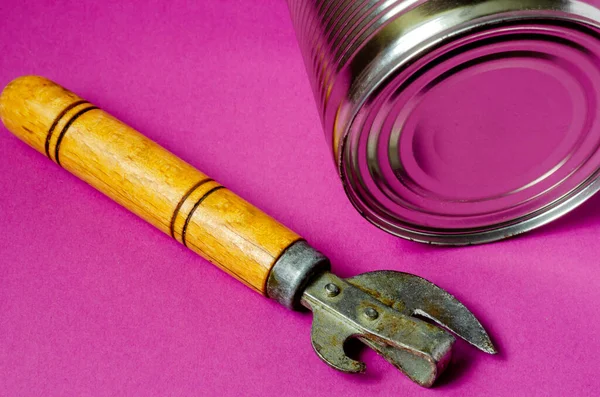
xmin=266 ymin=240 xmax=330 ymax=309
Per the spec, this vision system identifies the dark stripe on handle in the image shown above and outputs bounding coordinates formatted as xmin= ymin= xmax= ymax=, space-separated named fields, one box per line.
xmin=54 ymin=106 xmax=98 ymax=166
xmin=181 ymin=185 xmax=226 ymax=247
xmin=45 ymin=100 xmax=89 ymax=159
xmin=169 ymin=178 xmax=214 ymax=240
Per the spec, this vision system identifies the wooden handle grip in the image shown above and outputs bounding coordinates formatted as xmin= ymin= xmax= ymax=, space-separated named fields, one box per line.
xmin=0 ymin=76 xmax=301 ymax=294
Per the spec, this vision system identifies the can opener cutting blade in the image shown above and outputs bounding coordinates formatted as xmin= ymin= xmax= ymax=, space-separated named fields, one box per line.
xmin=0 ymin=76 xmax=496 ymax=387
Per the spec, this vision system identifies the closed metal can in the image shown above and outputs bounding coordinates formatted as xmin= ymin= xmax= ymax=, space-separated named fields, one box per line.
xmin=287 ymin=0 xmax=600 ymax=244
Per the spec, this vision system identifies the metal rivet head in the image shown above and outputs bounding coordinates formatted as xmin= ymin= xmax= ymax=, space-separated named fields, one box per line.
xmin=364 ymin=307 xmax=379 ymax=320
xmin=324 ymin=283 xmax=340 ymax=297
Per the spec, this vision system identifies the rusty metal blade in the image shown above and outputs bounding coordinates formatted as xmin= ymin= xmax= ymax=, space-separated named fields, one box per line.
xmin=346 ymin=271 xmax=497 ymax=354
xmin=301 ymin=271 xmax=456 ymax=386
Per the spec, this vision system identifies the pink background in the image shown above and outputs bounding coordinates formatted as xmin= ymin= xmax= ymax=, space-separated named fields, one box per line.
xmin=1 ymin=1 xmax=600 ymax=395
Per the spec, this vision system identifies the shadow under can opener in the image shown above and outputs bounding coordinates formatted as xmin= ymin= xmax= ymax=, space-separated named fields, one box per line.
xmin=0 ymin=76 xmax=496 ymax=387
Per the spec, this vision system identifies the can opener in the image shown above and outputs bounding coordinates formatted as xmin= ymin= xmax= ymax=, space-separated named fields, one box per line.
xmin=0 ymin=76 xmax=496 ymax=387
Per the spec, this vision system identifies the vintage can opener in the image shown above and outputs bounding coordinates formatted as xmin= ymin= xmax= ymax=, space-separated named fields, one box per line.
xmin=0 ymin=76 xmax=496 ymax=387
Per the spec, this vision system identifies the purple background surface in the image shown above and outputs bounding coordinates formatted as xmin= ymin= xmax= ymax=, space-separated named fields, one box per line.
xmin=1 ymin=1 xmax=599 ymax=396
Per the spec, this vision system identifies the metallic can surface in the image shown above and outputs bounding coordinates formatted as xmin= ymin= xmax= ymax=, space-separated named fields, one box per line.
xmin=287 ymin=0 xmax=600 ymax=244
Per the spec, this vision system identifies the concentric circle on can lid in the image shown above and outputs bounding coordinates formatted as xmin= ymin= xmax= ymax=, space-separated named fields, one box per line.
xmin=339 ymin=0 xmax=600 ymax=244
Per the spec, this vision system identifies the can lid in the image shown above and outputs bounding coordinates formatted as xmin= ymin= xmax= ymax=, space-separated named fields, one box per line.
xmin=339 ymin=0 xmax=600 ymax=244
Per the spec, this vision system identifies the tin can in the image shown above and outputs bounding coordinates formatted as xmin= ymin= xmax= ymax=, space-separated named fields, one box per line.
xmin=287 ymin=0 xmax=600 ymax=244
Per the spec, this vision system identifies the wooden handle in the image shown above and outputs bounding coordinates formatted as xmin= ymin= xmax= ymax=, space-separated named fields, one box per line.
xmin=0 ymin=76 xmax=301 ymax=294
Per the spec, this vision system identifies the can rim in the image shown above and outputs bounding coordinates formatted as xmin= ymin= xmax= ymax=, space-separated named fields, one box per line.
xmin=337 ymin=0 xmax=600 ymax=245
